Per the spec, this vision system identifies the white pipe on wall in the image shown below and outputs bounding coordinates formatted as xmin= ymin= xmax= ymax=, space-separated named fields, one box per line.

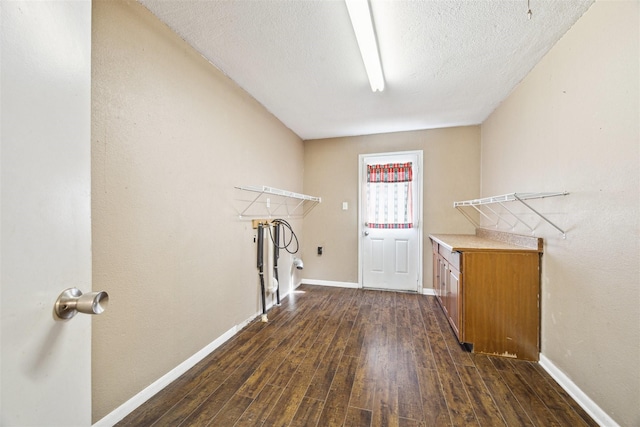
xmin=266 ymin=224 xmax=278 ymax=294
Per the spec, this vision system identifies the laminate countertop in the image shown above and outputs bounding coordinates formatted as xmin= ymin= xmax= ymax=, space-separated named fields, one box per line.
xmin=429 ymin=232 xmax=543 ymax=253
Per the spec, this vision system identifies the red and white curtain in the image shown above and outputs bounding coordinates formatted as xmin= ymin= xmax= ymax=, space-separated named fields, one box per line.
xmin=366 ymin=162 xmax=413 ymax=229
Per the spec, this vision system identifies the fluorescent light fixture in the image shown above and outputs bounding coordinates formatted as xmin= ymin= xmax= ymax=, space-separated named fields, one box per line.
xmin=345 ymin=0 xmax=385 ymax=92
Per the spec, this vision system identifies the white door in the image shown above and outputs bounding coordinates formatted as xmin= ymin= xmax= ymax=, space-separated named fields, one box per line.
xmin=1 ymin=2 xmax=93 ymax=425
xmin=359 ymin=151 xmax=422 ymax=292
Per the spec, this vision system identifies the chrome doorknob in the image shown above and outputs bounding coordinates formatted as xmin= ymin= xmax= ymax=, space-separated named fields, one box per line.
xmin=364 ymin=231 xmax=369 ymax=236
xmin=54 ymin=288 xmax=109 ymax=320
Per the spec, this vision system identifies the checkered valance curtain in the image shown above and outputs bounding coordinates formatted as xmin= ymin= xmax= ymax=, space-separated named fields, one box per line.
xmin=366 ymin=162 xmax=413 ymax=229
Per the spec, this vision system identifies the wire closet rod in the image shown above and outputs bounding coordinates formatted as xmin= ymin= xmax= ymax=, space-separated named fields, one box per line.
xmin=236 ymin=185 xmax=321 ymax=202
xmin=454 ymin=192 xmax=569 ymax=238
xmin=453 ymin=192 xmax=568 ymax=207
xmin=235 ymin=185 xmax=321 ymax=219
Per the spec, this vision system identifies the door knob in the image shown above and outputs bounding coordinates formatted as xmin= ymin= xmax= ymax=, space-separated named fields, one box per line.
xmin=54 ymin=288 xmax=109 ymax=320
xmin=364 ymin=231 xmax=369 ymax=236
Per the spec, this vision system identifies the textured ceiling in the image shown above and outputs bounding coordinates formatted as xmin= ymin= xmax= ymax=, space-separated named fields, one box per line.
xmin=138 ymin=0 xmax=594 ymax=140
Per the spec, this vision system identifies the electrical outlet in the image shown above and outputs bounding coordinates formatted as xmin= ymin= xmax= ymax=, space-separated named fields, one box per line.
xmin=317 ymin=246 xmax=323 ymax=255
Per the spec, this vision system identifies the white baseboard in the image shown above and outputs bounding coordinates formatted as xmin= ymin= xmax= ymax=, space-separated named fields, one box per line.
xmin=93 ymin=284 xmax=297 ymax=427
xmin=539 ymin=354 xmax=618 ymax=427
xmin=301 ymin=279 xmax=360 ymax=289
xmin=302 ymin=280 xmax=436 ymax=296
xmin=93 ymin=309 xmax=272 ymax=426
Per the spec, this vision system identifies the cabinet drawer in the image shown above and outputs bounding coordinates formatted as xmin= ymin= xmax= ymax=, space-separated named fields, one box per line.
xmin=439 ymin=245 xmax=461 ymax=271
xmin=438 ymin=244 xmax=450 ymax=258
xmin=449 ymin=251 xmax=460 ymax=271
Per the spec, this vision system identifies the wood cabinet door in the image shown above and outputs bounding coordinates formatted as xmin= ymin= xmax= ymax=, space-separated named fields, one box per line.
xmin=433 ymin=246 xmax=441 ymax=303
xmin=439 ymin=256 xmax=449 ymax=312
xmin=463 ymin=252 xmax=540 ymax=360
xmin=448 ymin=266 xmax=461 ymax=338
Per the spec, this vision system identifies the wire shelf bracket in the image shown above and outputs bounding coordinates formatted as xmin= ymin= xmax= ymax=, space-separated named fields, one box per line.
xmin=454 ymin=192 xmax=569 ymax=238
xmin=235 ymin=185 xmax=321 ymax=219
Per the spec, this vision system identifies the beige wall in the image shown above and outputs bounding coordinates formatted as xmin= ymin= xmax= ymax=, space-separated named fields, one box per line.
xmin=302 ymin=126 xmax=480 ymax=286
xmin=481 ymin=1 xmax=639 ymax=425
xmin=91 ymin=0 xmax=304 ymax=421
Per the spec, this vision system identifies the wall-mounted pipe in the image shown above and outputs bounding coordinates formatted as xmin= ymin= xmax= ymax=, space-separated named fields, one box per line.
xmin=256 ymin=223 xmax=268 ymax=322
xmin=273 ymin=222 xmax=281 ymax=305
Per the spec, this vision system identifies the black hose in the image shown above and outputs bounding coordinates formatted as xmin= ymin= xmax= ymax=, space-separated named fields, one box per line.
xmin=268 ymin=218 xmax=299 ymax=254
xmin=256 ymin=223 xmax=266 ymax=316
xmin=273 ymin=224 xmax=280 ymax=305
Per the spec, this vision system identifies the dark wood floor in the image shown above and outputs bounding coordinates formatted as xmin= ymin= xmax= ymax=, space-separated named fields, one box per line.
xmin=117 ymin=285 xmax=597 ymax=427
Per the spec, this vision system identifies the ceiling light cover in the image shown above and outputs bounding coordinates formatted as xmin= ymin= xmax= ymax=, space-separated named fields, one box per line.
xmin=345 ymin=0 xmax=385 ymax=92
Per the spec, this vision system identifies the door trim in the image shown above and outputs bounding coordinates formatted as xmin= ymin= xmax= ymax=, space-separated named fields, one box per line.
xmin=358 ymin=150 xmax=424 ymax=292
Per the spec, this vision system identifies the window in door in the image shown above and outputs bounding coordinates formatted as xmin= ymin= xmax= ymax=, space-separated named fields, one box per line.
xmin=366 ymin=162 xmax=414 ymax=229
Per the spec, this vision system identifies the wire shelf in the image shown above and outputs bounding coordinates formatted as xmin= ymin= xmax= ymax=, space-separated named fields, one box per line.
xmin=454 ymin=192 xmax=569 ymax=238
xmin=235 ymin=185 xmax=321 ymax=219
